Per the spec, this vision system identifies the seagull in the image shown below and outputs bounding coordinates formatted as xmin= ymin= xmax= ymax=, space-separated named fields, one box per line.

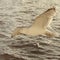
xmin=11 ymin=7 xmax=57 ymax=37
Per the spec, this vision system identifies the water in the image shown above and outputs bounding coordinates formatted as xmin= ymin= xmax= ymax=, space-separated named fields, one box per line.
xmin=0 ymin=0 xmax=60 ymax=60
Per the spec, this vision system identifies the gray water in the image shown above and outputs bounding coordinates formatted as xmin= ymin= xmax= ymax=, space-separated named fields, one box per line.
xmin=0 ymin=0 xmax=60 ymax=60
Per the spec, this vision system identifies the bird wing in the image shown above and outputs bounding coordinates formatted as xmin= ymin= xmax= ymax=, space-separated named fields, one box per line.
xmin=30 ymin=7 xmax=56 ymax=29
xmin=31 ymin=12 xmax=50 ymax=29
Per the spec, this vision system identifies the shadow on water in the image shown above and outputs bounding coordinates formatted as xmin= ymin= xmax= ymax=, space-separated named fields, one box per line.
xmin=0 ymin=54 xmax=25 ymax=60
